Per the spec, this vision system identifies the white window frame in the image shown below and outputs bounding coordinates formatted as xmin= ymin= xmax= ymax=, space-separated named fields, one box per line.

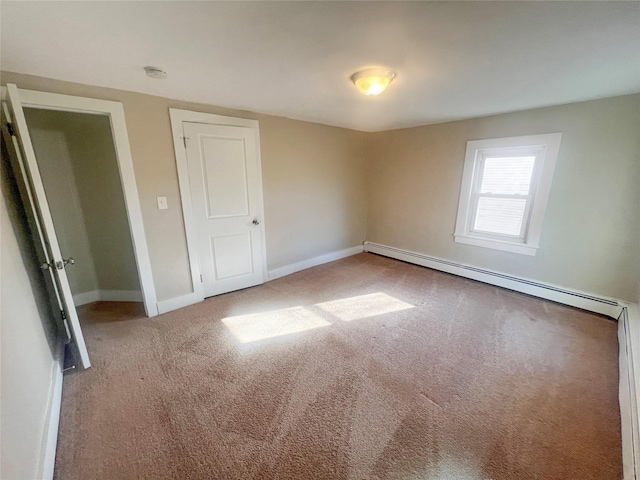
xmin=454 ymin=133 xmax=562 ymax=256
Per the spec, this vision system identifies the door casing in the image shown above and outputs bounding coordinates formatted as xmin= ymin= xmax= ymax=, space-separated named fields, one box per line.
xmin=2 ymin=85 xmax=159 ymax=318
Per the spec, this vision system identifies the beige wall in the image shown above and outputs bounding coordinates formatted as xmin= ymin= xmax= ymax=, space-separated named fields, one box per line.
xmin=23 ymin=108 xmax=141 ymax=294
xmin=24 ymin=109 xmax=100 ymax=294
xmin=260 ymin=116 xmax=368 ymax=268
xmin=1 ymin=139 xmax=62 ymax=480
xmin=60 ymin=111 xmax=141 ymax=292
xmin=367 ymin=94 xmax=640 ymax=302
xmin=4 ymin=71 xmax=637 ymax=303
xmin=2 ymin=71 xmax=369 ymax=302
xmin=2 ymin=71 xmax=637 ymax=480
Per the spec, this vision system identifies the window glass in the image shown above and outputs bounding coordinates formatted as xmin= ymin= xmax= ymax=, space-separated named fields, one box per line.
xmin=474 ymin=197 xmax=527 ymax=236
xmin=479 ymin=156 xmax=535 ymax=195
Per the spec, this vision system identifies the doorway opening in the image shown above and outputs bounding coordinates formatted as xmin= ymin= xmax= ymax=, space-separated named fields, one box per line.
xmin=23 ymin=108 xmax=142 ymax=307
xmin=3 ymin=84 xmax=158 ymax=369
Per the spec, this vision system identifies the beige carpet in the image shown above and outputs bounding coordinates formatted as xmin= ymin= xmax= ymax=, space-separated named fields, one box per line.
xmin=55 ymin=253 xmax=622 ymax=479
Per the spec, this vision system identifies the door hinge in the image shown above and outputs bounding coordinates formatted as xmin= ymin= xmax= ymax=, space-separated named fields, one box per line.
xmin=200 ymin=274 xmax=203 ymax=283
xmin=60 ymin=310 xmax=72 ymax=341
xmin=182 ymin=136 xmax=190 ymax=148
xmin=6 ymin=122 xmax=15 ymax=136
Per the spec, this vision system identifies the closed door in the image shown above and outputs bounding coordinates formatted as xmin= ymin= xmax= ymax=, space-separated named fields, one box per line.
xmin=183 ymin=122 xmax=265 ymax=298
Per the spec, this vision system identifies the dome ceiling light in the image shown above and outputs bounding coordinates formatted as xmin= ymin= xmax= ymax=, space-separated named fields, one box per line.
xmin=350 ymin=67 xmax=396 ymax=96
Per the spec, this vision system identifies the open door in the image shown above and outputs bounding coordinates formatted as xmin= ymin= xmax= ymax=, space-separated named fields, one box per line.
xmin=3 ymin=83 xmax=90 ymax=369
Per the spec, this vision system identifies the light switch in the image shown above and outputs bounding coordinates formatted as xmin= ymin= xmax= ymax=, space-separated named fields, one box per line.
xmin=157 ymin=196 xmax=168 ymax=210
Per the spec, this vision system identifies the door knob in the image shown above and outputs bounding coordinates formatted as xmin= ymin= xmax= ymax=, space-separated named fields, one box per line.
xmin=252 ymin=219 xmax=261 ymax=226
xmin=63 ymin=257 xmax=75 ymax=266
xmin=40 ymin=260 xmax=54 ymax=270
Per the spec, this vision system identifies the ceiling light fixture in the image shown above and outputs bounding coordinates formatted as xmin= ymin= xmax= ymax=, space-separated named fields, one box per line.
xmin=144 ymin=66 xmax=167 ymax=80
xmin=351 ymin=67 xmax=396 ymax=96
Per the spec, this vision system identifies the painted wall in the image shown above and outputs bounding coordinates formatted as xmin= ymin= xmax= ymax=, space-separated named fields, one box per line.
xmin=54 ymin=110 xmax=141 ymax=292
xmin=1 ymin=71 xmax=369 ymax=303
xmin=23 ymin=108 xmax=141 ymax=295
xmin=4 ymin=71 xmax=637 ymax=304
xmin=1 ymin=138 xmax=62 ymax=480
xmin=260 ymin=116 xmax=368 ymax=268
xmin=2 ymin=70 xmax=637 ymax=480
xmin=24 ymin=110 xmax=99 ymax=294
xmin=367 ymin=94 xmax=640 ymax=302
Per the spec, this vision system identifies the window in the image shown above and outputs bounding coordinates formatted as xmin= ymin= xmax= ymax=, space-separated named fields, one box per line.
xmin=454 ymin=133 xmax=562 ymax=256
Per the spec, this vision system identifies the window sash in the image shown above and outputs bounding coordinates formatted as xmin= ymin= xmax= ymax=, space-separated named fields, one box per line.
xmin=469 ymin=193 xmax=533 ymax=240
xmin=467 ymin=152 xmax=541 ymax=241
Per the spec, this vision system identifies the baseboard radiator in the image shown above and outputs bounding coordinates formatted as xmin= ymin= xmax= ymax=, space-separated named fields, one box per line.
xmin=364 ymin=241 xmax=637 ymax=477
xmin=619 ymin=307 xmax=640 ymax=479
xmin=363 ymin=241 xmax=621 ymax=318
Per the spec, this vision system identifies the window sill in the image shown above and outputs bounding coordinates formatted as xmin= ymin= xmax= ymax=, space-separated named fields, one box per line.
xmin=454 ymin=234 xmax=538 ymax=256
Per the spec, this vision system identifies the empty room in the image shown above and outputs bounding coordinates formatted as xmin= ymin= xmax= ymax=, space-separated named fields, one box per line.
xmin=1 ymin=2 xmax=639 ymax=479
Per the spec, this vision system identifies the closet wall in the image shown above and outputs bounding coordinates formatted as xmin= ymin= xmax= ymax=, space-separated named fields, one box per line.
xmin=24 ymin=108 xmax=141 ymax=301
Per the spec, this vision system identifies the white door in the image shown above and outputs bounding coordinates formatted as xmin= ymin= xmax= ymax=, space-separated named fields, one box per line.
xmin=183 ymin=122 xmax=265 ymax=298
xmin=4 ymin=84 xmax=90 ymax=369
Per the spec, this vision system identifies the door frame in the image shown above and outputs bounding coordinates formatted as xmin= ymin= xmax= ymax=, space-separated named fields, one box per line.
xmin=168 ymin=108 xmax=267 ymax=311
xmin=2 ymin=86 xmax=159 ymax=317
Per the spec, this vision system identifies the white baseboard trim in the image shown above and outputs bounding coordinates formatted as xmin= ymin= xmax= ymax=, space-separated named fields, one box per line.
xmin=99 ymin=290 xmax=143 ymax=302
xmin=39 ymin=358 xmax=63 ymax=480
xmin=73 ymin=289 xmax=143 ymax=306
xmin=363 ymin=241 xmax=622 ymax=319
xmin=72 ymin=290 xmax=100 ymax=305
xmin=267 ymin=245 xmax=364 ymax=280
xmin=157 ymin=291 xmax=201 ymax=315
xmin=619 ymin=304 xmax=640 ymax=480
xmin=155 ymin=245 xmax=364 ymax=314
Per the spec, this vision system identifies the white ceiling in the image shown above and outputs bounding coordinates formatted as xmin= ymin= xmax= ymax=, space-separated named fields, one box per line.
xmin=2 ymin=1 xmax=639 ymax=132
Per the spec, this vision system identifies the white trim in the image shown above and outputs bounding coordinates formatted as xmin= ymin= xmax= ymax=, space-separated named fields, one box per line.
xmin=620 ymin=304 xmax=640 ymax=480
xmin=169 ymin=111 xmax=205 ymax=303
xmin=453 ymin=234 xmax=537 ymax=256
xmin=73 ymin=289 xmax=143 ymax=306
xmin=157 ymin=292 xmax=201 ymax=315
xmin=171 ymin=108 xmax=259 ymax=129
xmin=168 ymin=107 xmax=268 ymax=306
xmin=72 ymin=290 xmax=100 ymax=306
xmin=363 ymin=241 xmax=622 ymax=318
xmin=268 ymin=245 xmax=364 ymax=280
xmin=39 ymin=359 xmax=63 ymax=480
xmin=14 ymin=87 xmax=158 ymax=317
xmin=100 ymin=289 xmax=143 ymax=302
xmin=454 ymin=133 xmax=562 ymax=256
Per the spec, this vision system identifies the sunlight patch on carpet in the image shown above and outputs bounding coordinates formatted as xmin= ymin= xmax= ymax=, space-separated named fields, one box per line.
xmin=316 ymin=292 xmax=414 ymax=322
xmin=222 ymin=306 xmax=331 ymax=343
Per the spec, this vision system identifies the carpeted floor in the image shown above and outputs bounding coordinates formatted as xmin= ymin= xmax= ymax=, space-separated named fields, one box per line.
xmin=55 ymin=253 xmax=622 ymax=479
